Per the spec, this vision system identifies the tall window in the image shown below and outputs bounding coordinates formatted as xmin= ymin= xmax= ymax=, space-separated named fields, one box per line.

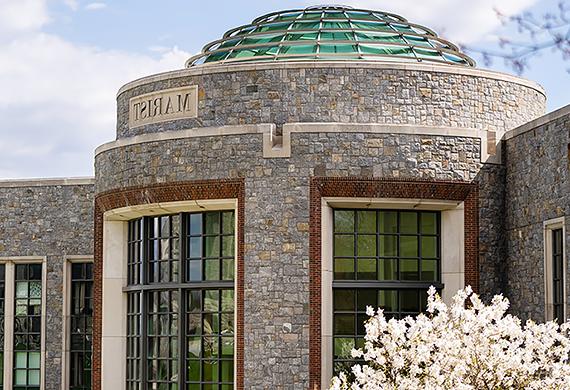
xmin=553 ymin=228 xmax=564 ymax=324
xmin=332 ymin=210 xmax=441 ymax=375
xmin=126 ymin=211 xmax=236 ymax=390
xmin=14 ymin=264 xmax=42 ymax=390
xmin=0 ymin=264 xmax=5 ymax=390
xmin=69 ymin=263 xmax=93 ymax=390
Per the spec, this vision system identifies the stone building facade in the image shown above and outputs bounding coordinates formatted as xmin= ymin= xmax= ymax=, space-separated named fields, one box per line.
xmin=0 ymin=5 xmax=568 ymax=390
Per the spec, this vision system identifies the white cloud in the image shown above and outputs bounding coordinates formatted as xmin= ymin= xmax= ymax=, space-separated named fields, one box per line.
xmin=0 ymin=2 xmax=190 ymax=178
xmin=85 ymin=2 xmax=106 ymax=11
xmin=0 ymin=0 xmax=49 ymax=36
xmin=63 ymin=0 xmax=79 ymax=11
xmin=304 ymin=0 xmax=540 ymax=44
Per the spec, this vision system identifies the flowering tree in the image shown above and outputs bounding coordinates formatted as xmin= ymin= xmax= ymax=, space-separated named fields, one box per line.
xmin=330 ymin=286 xmax=570 ymax=390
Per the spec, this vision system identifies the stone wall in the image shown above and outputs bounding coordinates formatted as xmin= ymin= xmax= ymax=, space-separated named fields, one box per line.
xmin=95 ymin=130 xmax=489 ymax=388
xmin=92 ymin=62 xmax=550 ymax=389
xmin=0 ymin=181 xmax=94 ymax=390
xmin=504 ymin=112 xmax=570 ymax=321
xmin=116 ymin=63 xmax=546 ymax=140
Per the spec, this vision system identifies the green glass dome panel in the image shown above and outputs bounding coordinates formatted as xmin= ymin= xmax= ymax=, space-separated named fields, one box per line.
xmin=187 ymin=5 xmax=475 ymax=67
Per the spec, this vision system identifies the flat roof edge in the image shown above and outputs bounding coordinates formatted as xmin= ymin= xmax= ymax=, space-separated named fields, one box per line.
xmin=504 ymin=104 xmax=570 ymax=140
xmin=0 ymin=177 xmax=95 ymax=188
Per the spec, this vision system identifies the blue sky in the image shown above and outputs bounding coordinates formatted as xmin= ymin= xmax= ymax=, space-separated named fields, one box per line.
xmin=0 ymin=0 xmax=567 ymax=178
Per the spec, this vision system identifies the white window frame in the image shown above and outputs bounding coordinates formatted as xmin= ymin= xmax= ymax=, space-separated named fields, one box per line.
xmin=61 ymin=256 xmax=94 ymax=390
xmin=100 ymin=199 xmax=238 ymax=390
xmin=320 ymin=198 xmax=466 ymax=388
xmin=0 ymin=256 xmax=47 ymax=390
xmin=544 ymin=217 xmax=566 ymax=322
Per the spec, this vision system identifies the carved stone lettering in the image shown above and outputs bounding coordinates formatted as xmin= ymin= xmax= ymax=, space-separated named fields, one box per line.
xmin=129 ymin=86 xmax=198 ymax=128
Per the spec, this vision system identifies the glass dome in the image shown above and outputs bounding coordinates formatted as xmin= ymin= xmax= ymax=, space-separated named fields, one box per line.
xmin=187 ymin=5 xmax=475 ymax=67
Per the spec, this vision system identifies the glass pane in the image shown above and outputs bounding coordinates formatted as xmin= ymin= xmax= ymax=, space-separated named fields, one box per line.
xmin=15 ymin=352 xmax=27 ymax=368
xmin=222 ymin=236 xmax=234 ymax=257
xmin=421 ymin=260 xmax=438 ymax=281
xmin=379 ymin=235 xmax=397 ymax=257
xmin=333 ymin=290 xmax=355 ymax=311
xmin=203 ymin=360 xmax=219 ymax=382
xmin=334 ymin=235 xmax=354 ymax=257
xmin=203 ymin=314 xmax=219 ymax=335
xmin=379 ymin=290 xmax=398 ymax=312
xmin=400 ymin=236 xmax=418 ymax=258
xmin=15 ymin=282 xmax=27 ymax=298
xmin=204 ymin=291 xmax=219 ymax=312
xmin=222 ymin=259 xmax=234 ymax=281
xmin=400 ymin=212 xmax=418 ymax=234
xmin=221 ymin=314 xmax=234 ymax=334
xmin=188 ymin=260 xmax=201 ymax=281
xmin=421 ymin=212 xmax=437 ymax=234
xmin=357 ymin=259 xmax=376 ymax=280
xmin=205 ymin=259 xmax=220 ymax=281
xmin=400 ymin=259 xmax=419 ymax=280
xmin=189 ymin=214 xmax=202 ymax=235
xmin=205 ymin=237 xmax=220 ymax=258
xmin=29 ymin=369 xmax=40 ymax=385
xmin=334 ymin=314 xmax=355 ymax=334
xmin=357 ymin=314 xmax=369 ymax=335
xmin=334 ymin=338 xmax=354 ymax=359
xmin=205 ymin=213 xmax=220 ymax=234
xmin=187 ymin=337 xmax=201 ymax=359
xmin=421 ymin=236 xmax=437 ymax=258
xmin=334 ymin=210 xmax=354 ymax=232
xmin=29 ymin=282 xmax=41 ymax=298
xmin=334 ymin=258 xmax=354 ymax=280
xmin=378 ymin=259 xmax=397 ymax=280
xmin=14 ymin=369 xmax=26 ymax=385
xmin=222 ymin=212 xmax=234 ymax=234
xmin=221 ymin=290 xmax=234 ymax=312
xmin=188 ymin=359 xmax=200 ymax=381
xmin=221 ymin=337 xmax=234 ymax=357
xmin=188 ymin=237 xmax=201 ymax=258
xmin=29 ymin=352 xmax=40 ymax=369
xmin=379 ymin=211 xmax=397 ymax=233
xmin=221 ymin=360 xmax=234 ymax=382
xmin=401 ymin=290 xmax=420 ymax=312
xmin=357 ymin=211 xmax=376 ymax=233
xmin=357 ymin=289 xmax=377 ymax=311
xmin=357 ymin=235 xmax=376 ymax=257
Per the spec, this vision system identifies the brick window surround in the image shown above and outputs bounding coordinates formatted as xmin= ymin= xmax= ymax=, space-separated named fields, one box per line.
xmin=92 ymin=179 xmax=245 ymax=390
xmin=309 ymin=177 xmax=479 ymax=389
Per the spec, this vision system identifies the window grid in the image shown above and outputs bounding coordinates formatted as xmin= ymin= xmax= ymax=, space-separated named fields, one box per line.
xmin=126 ymin=292 xmax=142 ymax=390
xmin=553 ymin=228 xmax=564 ymax=324
xmin=127 ymin=211 xmax=235 ymax=390
xmin=128 ymin=219 xmax=144 ymax=286
xmin=186 ymin=289 xmax=234 ymax=389
xmin=0 ymin=265 xmax=5 ymax=390
xmin=13 ymin=264 xmax=42 ymax=390
xmin=147 ymin=290 xmax=179 ymax=388
xmin=148 ymin=216 xmax=180 ymax=284
xmin=69 ymin=263 xmax=93 ymax=390
xmin=332 ymin=209 xmax=440 ymax=376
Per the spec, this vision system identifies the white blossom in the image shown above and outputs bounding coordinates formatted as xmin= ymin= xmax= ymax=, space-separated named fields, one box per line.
xmin=330 ymin=287 xmax=570 ymax=389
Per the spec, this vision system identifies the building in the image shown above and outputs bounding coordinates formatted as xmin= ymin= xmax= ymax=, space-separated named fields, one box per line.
xmin=0 ymin=5 xmax=568 ymax=390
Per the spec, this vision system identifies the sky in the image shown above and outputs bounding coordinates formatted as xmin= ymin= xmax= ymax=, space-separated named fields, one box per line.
xmin=0 ymin=0 xmax=567 ymax=179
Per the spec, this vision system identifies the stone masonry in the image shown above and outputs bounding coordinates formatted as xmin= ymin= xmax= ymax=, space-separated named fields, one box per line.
xmin=0 ymin=181 xmax=94 ymax=390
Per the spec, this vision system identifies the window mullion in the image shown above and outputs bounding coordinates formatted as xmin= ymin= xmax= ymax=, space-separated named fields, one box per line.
xmin=3 ymin=263 xmax=14 ymax=390
xmin=178 ymin=213 xmax=186 ymax=389
xmin=141 ymin=218 xmax=148 ymax=390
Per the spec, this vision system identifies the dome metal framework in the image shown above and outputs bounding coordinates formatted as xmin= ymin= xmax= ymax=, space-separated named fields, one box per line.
xmin=186 ymin=5 xmax=475 ymax=67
